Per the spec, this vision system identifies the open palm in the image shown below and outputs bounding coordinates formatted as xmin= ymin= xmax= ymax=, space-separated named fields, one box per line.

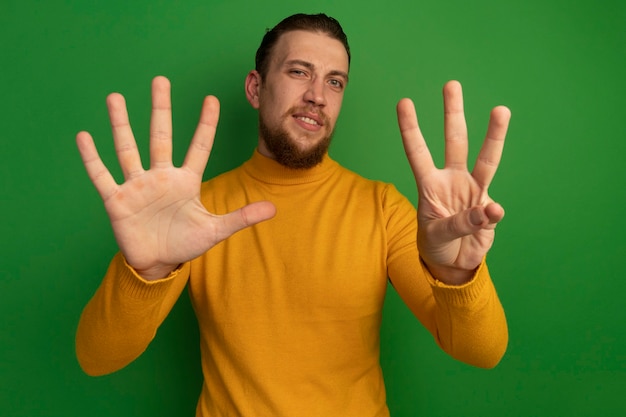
xmin=76 ymin=76 xmax=275 ymax=280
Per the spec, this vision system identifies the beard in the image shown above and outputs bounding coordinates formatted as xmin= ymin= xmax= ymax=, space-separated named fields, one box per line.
xmin=259 ymin=107 xmax=334 ymax=170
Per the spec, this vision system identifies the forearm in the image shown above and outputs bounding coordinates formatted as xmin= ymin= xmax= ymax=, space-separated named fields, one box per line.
xmin=426 ymin=260 xmax=508 ymax=368
xmin=389 ymin=256 xmax=508 ymax=368
xmin=75 ymin=253 xmax=190 ymax=376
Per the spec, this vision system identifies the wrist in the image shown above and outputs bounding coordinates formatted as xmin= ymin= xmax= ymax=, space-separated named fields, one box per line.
xmin=421 ymin=259 xmax=476 ymax=286
xmin=133 ymin=263 xmax=181 ymax=282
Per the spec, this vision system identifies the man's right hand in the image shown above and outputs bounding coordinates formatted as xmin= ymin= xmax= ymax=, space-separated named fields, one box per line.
xmin=76 ymin=76 xmax=276 ymax=281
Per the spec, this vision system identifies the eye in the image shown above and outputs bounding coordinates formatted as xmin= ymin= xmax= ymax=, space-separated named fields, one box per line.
xmin=328 ymin=79 xmax=344 ymax=90
xmin=289 ymin=69 xmax=307 ymax=77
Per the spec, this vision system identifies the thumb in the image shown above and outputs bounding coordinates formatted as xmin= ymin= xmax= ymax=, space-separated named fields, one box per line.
xmin=428 ymin=206 xmax=492 ymax=242
xmin=215 ymin=201 xmax=276 ymax=241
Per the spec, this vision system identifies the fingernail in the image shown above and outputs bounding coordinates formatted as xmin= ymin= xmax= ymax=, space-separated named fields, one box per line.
xmin=470 ymin=208 xmax=484 ymax=226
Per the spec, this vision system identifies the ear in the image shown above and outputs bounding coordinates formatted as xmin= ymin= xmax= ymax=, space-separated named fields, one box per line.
xmin=245 ymin=70 xmax=261 ymax=109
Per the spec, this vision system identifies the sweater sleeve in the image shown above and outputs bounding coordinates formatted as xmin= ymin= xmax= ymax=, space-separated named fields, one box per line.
xmin=75 ymin=252 xmax=191 ymax=376
xmin=383 ymin=185 xmax=508 ymax=368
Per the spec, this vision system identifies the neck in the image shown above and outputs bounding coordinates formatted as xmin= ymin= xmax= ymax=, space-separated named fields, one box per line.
xmin=244 ymin=149 xmax=337 ymax=185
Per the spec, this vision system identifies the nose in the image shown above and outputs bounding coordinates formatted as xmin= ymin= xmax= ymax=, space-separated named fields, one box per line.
xmin=303 ymin=77 xmax=326 ymax=107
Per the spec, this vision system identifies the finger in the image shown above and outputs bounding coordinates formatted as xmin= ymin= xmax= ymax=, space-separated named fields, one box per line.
xmin=397 ymin=98 xmax=436 ymax=184
xmin=485 ymin=202 xmax=505 ymax=225
xmin=443 ymin=80 xmax=468 ymax=170
xmin=183 ymin=95 xmax=220 ymax=176
xmin=215 ymin=201 xmax=277 ymax=241
xmin=427 ymin=205 xmax=499 ymax=243
xmin=150 ymin=76 xmax=173 ymax=169
xmin=472 ymin=106 xmax=511 ymax=188
xmin=76 ymin=131 xmax=119 ymax=200
xmin=107 ymin=92 xmax=144 ymax=180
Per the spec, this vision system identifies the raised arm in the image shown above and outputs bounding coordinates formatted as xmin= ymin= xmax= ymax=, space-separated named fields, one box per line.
xmin=76 ymin=77 xmax=276 ymax=375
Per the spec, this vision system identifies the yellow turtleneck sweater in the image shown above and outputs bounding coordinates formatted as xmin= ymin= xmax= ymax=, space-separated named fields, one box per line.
xmin=76 ymin=150 xmax=508 ymax=417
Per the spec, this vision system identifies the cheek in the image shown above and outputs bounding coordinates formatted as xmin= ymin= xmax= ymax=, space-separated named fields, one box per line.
xmin=328 ymin=91 xmax=344 ymax=113
xmin=259 ymin=105 xmax=287 ymax=129
xmin=261 ymin=90 xmax=292 ymax=115
xmin=327 ymin=100 xmax=344 ymax=126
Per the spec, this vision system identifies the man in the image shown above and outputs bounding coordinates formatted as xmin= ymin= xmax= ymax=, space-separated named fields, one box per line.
xmin=76 ymin=13 xmax=510 ymax=417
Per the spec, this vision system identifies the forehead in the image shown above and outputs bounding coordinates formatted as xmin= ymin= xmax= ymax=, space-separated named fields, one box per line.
xmin=269 ymin=30 xmax=349 ymax=73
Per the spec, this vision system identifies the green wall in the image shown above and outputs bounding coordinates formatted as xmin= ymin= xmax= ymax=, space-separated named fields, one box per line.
xmin=2 ymin=0 xmax=625 ymax=415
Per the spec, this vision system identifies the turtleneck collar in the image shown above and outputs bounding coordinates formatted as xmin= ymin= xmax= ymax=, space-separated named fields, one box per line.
xmin=242 ymin=149 xmax=339 ymax=185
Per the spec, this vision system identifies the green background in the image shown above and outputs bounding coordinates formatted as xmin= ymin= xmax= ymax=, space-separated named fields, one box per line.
xmin=2 ymin=0 xmax=625 ymax=415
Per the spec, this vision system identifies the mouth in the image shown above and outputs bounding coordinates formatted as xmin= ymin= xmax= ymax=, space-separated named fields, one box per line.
xmin=292 ymin=111 xmax=324 ymax=128
xmin=295 ymin=115 xmax=320 ymax=126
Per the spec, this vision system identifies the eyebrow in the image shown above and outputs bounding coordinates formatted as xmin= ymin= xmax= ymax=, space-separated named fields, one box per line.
xmin=285 ymin=59 xmax=349 ymax=83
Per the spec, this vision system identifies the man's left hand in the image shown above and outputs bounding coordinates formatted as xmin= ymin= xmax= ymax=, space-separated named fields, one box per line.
xmin=397 ymin=80 xmax=511 ymax=285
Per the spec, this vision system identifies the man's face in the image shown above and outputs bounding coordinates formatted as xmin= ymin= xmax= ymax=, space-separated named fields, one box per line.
xmin=248 ymin=30 xmax=349 ymax=169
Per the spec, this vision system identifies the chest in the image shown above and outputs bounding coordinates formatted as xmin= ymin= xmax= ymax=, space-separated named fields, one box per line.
xmin=189 ymin=191 xmax=389 ymax=324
